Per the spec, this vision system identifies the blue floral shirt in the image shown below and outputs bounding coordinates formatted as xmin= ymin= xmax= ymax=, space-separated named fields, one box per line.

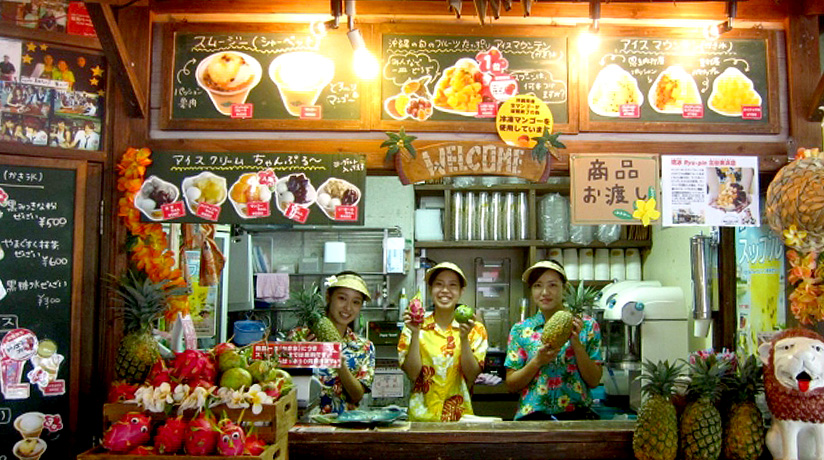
xmin=504 ymin=312 xmax=603 ymax=420
xmin=288 ymin=326 xmax=375 ymax=414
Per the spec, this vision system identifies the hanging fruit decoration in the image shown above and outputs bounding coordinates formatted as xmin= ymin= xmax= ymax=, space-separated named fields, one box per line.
xmin=116 ymin=147 xmax=189 ymax=321
xmin=765 ymin=147 xmax=824 ymax=324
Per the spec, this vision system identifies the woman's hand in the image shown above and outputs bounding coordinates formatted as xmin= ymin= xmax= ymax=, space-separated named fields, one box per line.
xmin=569 ymin=317 xmax=583 ymax=346
xmin=458 ymin=318 xmax=474 ymax=339
xmin=532 ymin=343 xmax=560 ymax=367
xmin=402 ymin=310 xmax=421 ymax=334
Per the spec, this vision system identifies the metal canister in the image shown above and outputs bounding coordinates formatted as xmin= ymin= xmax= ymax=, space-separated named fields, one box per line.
xmin=452 ymin=191 xmax=463 ymax=241
xmin=465 ymin=192 xmax=475 ymax=240
xmin=478 ymin=192 xmax=489 ymax=241
xmin=491 ymin=192 xmax=502 ymax=240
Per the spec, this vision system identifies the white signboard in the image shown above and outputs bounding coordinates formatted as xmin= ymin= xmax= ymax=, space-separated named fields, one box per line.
xmin=662 ymin=155 xmax=759 ymax=227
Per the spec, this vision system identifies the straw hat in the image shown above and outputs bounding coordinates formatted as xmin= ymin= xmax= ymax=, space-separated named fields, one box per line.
xmin=424 ymin=262 xmax=467 ymax=287
xmin=521 ymin=260 xmax=567 ymax=284
xmin=324 ymin=273 xmax=371 ymax=301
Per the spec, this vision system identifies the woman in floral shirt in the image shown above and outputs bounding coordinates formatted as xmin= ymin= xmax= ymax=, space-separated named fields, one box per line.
xmin=505 ymin=260 xmax=603 ymax=420
xmin=288 ymin=271 xmax=375 ymax=414
xmin=398 ymin=262 xmax=488 ymax=422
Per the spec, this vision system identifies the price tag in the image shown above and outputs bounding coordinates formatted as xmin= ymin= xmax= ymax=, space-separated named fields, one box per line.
xmin=284 ymin=203 xmax=310 ymax=223
xmin=619 ymin=104 xmax=641 ymax=118
xmin=300 ymin=106 xmax=322 ymax=120
xmin=161 ymin=201 xmax=186 ymax=219
xmin=741 ymin=106 xmax=762 ymax=120
xmin=334 ymin=205 xmax=358 ymax=221
xmin=682 ymin=104 xmax=704 ymax=119
xmin=195 ymin=202 xmax=221 ymax=221
xmin=231 ymin=103 xmax=254 ymax=119
xmin=246 ymin=201 xmax=271 ymax=218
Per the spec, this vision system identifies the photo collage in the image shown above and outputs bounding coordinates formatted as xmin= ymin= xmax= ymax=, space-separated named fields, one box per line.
xmin=0 ymin=36 xmax=105 ymax=150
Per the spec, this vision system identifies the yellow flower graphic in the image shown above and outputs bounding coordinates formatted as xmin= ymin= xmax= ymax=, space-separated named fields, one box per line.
xmin=632 ymin=198 xmax=660 ymax=226
xmin=783 ymin=224 xmax=807 ymax=248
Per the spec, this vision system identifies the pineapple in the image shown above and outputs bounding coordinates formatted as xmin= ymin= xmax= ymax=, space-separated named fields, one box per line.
xmin=679 ymin=355 xmax=730 ymax=460
xmin=109 ymin=270 xmax=187 ymax=383
xmin=722 ymin=355 xmax=765 ymax=460
xmin=541 ymin=310 xmax=573 ymax=348
xmin=633 ymin=360 xmax=684 ymax=460
xmin=289 ymin=285 xmax=342 ymax=342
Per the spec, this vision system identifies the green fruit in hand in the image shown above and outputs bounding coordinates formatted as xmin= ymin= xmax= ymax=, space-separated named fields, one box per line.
xmin=454 ymin=304 xmax=474 ymax=323
xmin=248 ymin=360 xmax=272 ymax=383
xmin=218 ymin=350 xmax=247 ymax=373
xmin=220 ymin=367 xmax=253 ymax=390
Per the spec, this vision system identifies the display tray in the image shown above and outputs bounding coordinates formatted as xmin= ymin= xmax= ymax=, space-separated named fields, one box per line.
xmin=77 ymin=435 xmax=287 ymax=460
xmin=102 ymin=390 xmax=297 ymax=443
xmin=311 ymin=408 xmax=405 ymax=427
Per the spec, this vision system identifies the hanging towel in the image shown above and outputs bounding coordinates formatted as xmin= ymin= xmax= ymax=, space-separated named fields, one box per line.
xmin=256 ymin=273 xmax=290 ymax=302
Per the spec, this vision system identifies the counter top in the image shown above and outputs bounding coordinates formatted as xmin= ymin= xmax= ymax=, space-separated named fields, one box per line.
xmin=289 ymin=420 xmax=636 ymax=460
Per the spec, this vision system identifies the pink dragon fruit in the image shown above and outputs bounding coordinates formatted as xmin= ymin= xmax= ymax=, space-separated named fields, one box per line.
xmin=212 ymin=341 xmax=236 ymax=358
xmin=107 ymin=381 xmax=138 ymax=403
xmin=153 ymin=415 xmax=187 ymax=454
xmin=101 ymin=412 xmax=151 ymax=453
xmin=261 ymin=380 xmax=281 ymax=400
xmin=216 ymin=417 xmax=246 ymax=456
xmin=244 ymin=428 xmax=267 ymax=456
xmin=408 ymin=291 xmax=424 ymax=325
xmin=146 ymin=359 xmax=173 ymax=387
xmin=171 ymin=350 xmax=217 ymax=385
xmin=127 ymin=445 xmax=155 ymax=456
xmin=184 ymin=410 xmax=218 ymax=455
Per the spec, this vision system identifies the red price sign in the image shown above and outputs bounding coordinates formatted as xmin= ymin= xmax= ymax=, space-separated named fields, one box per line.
xmin=477 ymin=102 xmax=497 ymax=118
xmin=682 ymin=104 xmax=704 ymax=119
xmin=334 ymin=205 xmax=358 ymax=221
xmin=161 ymin=201 xmax=186 ymax=219
xmin=246 ymin=201 xmax=271 ymax=218
xmin=284 ymin=203 xmax=310 ymax=223
xmin=300 ymin=106 xmax=322 ymax=120
xmin=476 ymin=47 xmax=509 ymax=75
xmin=196 ymin=202 xmax=221 ymax=221
xmin=253 ymin=341 xmax=342 ymax=368
xmin=741 ymin=106 xmax=763 ymax=120
xmin=619 ymin=104 xmax=641 ymax=118
xmin=231 ymin=103 xmax=254 ymax=119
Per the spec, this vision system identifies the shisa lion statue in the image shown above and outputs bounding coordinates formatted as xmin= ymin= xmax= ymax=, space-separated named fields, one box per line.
xmin=759 ymin=328 xmax=824 ymax=460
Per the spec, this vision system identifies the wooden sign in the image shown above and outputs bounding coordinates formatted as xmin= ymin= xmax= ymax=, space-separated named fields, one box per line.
xmin=395 ymin=141 xmax=550 ymax=185
xmin=377 ymin=23 xmax=573 ymax=134
xmin=570 ymin=154 xmax=659 ymax=225
xmin=159 ymin=22 xmax=372 ymax=131
xmin=579 ymin=28 xmax=779 ymax=134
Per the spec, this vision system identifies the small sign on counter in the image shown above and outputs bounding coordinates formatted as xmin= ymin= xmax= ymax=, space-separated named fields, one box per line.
xmin=253 ymin=342 xmax=342 ymax=368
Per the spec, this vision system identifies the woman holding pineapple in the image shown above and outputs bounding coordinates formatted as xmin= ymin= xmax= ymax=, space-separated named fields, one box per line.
xmin=505 ymin=260 xmax=603 ymax=420
xmin=287 ymin=271 xmax=375 ymax=415
xmin=398 ymin=262 xmax=488 ymax=422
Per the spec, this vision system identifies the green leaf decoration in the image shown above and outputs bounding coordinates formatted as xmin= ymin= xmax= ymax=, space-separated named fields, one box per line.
xmin=530 ymin=126 xmax=564 ymax=162
xmin=613 ymin=209 xmax=633 ymax=220
xmin=383 ymin=127 xmax=417 ymax=162
xmin=548 ymin=131 xmax=566 ymax=149
xmin=648 ymin=186 xmax=656 ymax=200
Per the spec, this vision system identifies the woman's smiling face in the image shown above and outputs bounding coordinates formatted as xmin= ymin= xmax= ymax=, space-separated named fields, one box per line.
xmin=531 ymin=269 xmax=565 ymax=315
xmin=429 ymin=269 xmax=464 ymax=311
xmin=327 ymin=287 xmax=364 ymax=329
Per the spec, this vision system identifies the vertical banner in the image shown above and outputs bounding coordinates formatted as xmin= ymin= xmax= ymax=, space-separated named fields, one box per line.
xmin=570 ymin=154 xmax=659 ymax=225
xmin=661 ymin=155 xmax=760 ymax=227
xmin=735 ymin=225 xmax=785 ymax=357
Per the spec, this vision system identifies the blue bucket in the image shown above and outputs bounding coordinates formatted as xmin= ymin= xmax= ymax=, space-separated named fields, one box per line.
xmin=233 ymin=320 xmax=265 ymax=346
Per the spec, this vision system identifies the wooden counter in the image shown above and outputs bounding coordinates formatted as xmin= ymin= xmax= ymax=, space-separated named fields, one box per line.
xmin=289 ymin=420 xmax=635 ymax=460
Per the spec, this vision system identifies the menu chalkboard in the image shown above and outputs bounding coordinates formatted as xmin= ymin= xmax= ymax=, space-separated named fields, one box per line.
xmin=377 ymin=24 xmax=572 ymax=133
xmin=160 ymin=23 xmax=371 ymax=131
xmin=141 ymin=151 xmax=366 ymax=225
xmin=579 ymin=28 xmax=779 ymax=133
xmin=0 ymin=163 xmax=74 ymax=460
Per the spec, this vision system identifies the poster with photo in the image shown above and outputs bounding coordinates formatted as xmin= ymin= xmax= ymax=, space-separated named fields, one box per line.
xmin=0 ymin=38 xmax=23 ymax=82
xmin=661 ymin=155 xmax=760 ymax=227
xmin=11 ymin=0 xmax=68 ymax=32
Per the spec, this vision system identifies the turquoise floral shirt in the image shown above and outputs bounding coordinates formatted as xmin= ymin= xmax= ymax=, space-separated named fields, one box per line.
xmin=288 ymin=326 xmax=375 ymax=414
xmin=504 ymin=312 xmax=603 ymax=420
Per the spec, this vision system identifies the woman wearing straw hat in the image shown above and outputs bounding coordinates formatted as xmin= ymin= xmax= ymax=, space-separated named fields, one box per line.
xmin=505 ymin=260 xmax=603 ymax=420
xmin=288 ymin=271 xmax=375 ymax=414
xmin=398 ymin=262 xmax=488 ymax=422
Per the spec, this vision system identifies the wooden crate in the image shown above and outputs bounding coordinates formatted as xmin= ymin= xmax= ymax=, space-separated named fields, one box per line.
xmin=77 ymin=437 xmax=287 ymax=460
xmin=103 ymin=390 xmax=297 ymax=443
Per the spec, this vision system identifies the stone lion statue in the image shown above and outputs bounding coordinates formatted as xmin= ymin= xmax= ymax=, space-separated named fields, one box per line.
xmin=758 ymin=327 xmax=824 ymax=460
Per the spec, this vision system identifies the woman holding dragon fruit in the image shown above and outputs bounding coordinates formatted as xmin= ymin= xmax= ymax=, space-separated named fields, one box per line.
xmin=288 ymin=271 xmax=375 ymax=415
xmin=505 ymin=260 xmax=603 ymax=421
xmin=398 ymin=262 xmax=488 ymax=422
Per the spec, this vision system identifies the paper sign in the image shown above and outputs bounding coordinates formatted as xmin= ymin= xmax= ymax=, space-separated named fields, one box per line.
xmin=619 ymin=104 xmax=641 ymax=118
xmin=161 ymin=201 xmax=186 ymax=220
xmin=682 ymin=104 xmax=704 ymax=119
xmin=284 ymin=203 xmax=309 ymax=223
xmin=246 ymin=201 xmax=271 ymax=218
xmin=495 ymin=94 xmax=553 ymax=148
xmin=195 ymin=202 xmax=221 ymax=221
xmin=334 ymin=206 xmax=358 ymax=221
xmin=231 ymin=104 xmax=254 ymax=119
xmin=742 ymin=106 xmax=763 ymax=120
xmin=252 ymin=341 xmax=342 ymax=368
xmin=477 ymin=102 xmax=498 ymax=118
xmin=300 ymin=106 xmax=322 ymax=120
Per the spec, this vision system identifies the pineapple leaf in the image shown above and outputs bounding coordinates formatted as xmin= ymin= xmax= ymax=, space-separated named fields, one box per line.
xmin=563 ymin=281 xmax=599 ymax=315
xmin=106 ymin=270 xmax=188 ymax=333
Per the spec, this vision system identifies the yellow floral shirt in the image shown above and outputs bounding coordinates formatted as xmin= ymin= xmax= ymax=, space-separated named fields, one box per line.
xmin=397 ymin=311 xmax=488 ymax=422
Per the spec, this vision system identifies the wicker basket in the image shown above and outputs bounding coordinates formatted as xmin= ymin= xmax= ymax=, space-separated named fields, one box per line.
xmin=766 ymin=149 xmax=824 ymax=252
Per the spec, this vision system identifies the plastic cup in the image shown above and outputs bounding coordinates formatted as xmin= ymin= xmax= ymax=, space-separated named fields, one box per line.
xmin=13 ymin=438 xmax=47 ymax=460
xmin=269 ymin=52 xmax=335 ymax=117
xmin=196 ymin=51 xmax=262 ymax=116
xmin=14 ymin=412 xmax=45 ymax=439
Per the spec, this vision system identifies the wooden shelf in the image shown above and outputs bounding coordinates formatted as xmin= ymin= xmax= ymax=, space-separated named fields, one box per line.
xmin=0 ymin=23 xmax=101 ymax=50
xmin=416 ymin=239 xmax=651 ymax=249
xmin=415 ymin=183 xmax=569 ymax=193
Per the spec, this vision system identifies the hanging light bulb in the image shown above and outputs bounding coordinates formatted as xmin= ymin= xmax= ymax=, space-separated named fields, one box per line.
xmin=348 ymin=28 xmax=379 ymax=80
